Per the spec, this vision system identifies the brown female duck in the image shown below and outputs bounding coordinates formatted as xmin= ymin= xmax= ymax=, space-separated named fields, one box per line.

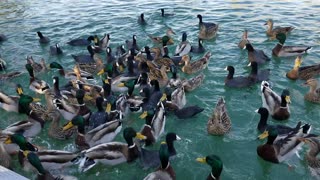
xmin=179 ymin=52 xmax=211 ymax=74
xmin=207 ymin=97 xmax=231 ymax=135
xmin=303 ymin=78 xmax=320 ymax=103
xmin=265 ymin=19 xmax=294 ymax=39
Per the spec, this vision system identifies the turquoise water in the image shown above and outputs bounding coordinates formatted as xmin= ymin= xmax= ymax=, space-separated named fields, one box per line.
xmin=1 ymin=0 xmax=320 ymax=179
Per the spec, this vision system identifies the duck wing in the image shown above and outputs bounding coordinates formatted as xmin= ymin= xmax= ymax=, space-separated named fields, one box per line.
xmin=282 ymin=46 xmax=312 ymax=54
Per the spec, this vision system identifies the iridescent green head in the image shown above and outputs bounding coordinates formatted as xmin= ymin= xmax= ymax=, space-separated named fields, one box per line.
xmin=49 ymin=62 xmax=63 ymax=69
xmin=197 ymin=154 xmax=223 ymax=178
xmin=159 ymin=142 xmax=170 ymax=169
xmin=162 ymin=36 xmax=170 ymax=45
xmin=25 ymin=63 xmax=34 ymax=77
xmin=5 ymin=133 xmax=37 ymax=151
xmin=24 ymin=151 xmax=46 ymax=175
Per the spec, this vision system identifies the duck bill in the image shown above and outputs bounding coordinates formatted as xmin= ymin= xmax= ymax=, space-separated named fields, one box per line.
xmin=94 ymin=37 xmax=99 ymax=44
xmin=285 ymin=96 xmax=291 ymax=104
xmin=105 ymin=103 xmax=111 ymax=113
xmin=224 ymin=66 xmax=228 ymax=71
xmin=176 ymin=135 xmax=181 ymax=141
xmin=97 ymin=69 xmax=105 ymax=76
xmin=258 ymin=130 xmax=269 ymax=140
xmin=17 ymin=87 xmax=23 ymax=95
xmin=168 ymin=38 xmax=174 ymax=44
xmin=118 ymin=83 xmax=125 ymax=87
xmin=63 ymin=121 xmax=74 ymax=131
xmin=139 ymin=111 xmax=148 ymax=119
xmin=135 ymin=133 xmax=147 ymax=140
xmin=254 ymin=109 xmax=259 ymax=113
xmin=84 ymin=94 xmax=93 ymax=101
xmin=160 ymin=93 xmax=167 ymax=101
xmin=22 ymin=150 xmax=30 ymax=157
xmin=4 ymin=137 xmax=12 ymax=144
xmin=196 ymin=157 xmax=206 ymax=163
xmin=33 ymin=98 xmax=41 ymax=102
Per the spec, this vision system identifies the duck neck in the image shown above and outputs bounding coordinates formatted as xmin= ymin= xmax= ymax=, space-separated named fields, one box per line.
xmin=227 ymin=69 xmax=234 ymax=79
xmin=250 ymin=63 xmax=258 ymax=75
xmin=198 ymin=16 xmax=203 ymax=24
xmin=77 ymin=123 xmax=85 ymax=134
xmin=145 ymin=115 xmax=153 ymax=126
xmin=96 ymin=102 xmax=104 ymax=112
xmin=309 ymin=85 xmax=317 ymax=94
xmin=258 ymin=112 xmax=268 ymax=132
xmin=172 ymin=72 xmax=177 ymax=79
xmin=160 ymin=156 xmax=170 ymax=170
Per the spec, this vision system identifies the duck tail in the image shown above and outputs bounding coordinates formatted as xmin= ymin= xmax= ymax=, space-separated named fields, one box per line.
xmin=305 ymin=46 xmax=312 ymax=52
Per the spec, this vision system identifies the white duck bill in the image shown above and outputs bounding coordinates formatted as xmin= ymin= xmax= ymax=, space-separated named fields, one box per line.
xmin=247 ymin=62 xmax=251 ymax=66
xmin=254 ymin=109 xmax=259 ymax=113
xmin=176 ymin=135 xmax=181 ymax=140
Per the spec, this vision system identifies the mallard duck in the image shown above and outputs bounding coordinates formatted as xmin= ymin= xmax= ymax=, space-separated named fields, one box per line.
xmin=190 ymin=39 xmax=205 ymax=54
xmin=67 ymin=36 xmax=94 ymax=46
xmin=207 ymin=97 xmax=231 ymax=135
xmin=49 ymin=62 xmax=94 ymax=81
xmin=148 ymin=29 xmax=175 ymax=45
xmin=0 ymin=72 xmax=23 ymax=80
xmin=167 ymin=65 xmax=182 ymax=88
xmin=22 ymin=150 xmax=78 ymax=179
xmin=238 ymin=29 xmax=249 ymax=49
xmin=265 ymin=19 xmax=294 ymax=39
xmin=261 ymin=81 xmax=291 ymax=121
xmin=77 ymin=127 xmax=146 ymax=172
xmin=175 ymin=32 xmax=191 ymax=56
xmin=244 ymin=43 xmax=270 ymax=64
xmin=161 ymin=8 xmax=174 ymax=17
xmin=0 ymin=34 xmax=7 ymax=41
xmin=139 ymin=133 xmax=181 ymax=170
xmin=36 ymin=31 xmax=50 ymax=44
xmin=179 ymin=52 xmax=211 ymax=74
xmin=138 ymin=13 xmax=147 ymax=25
xmin=47 ymin=110 xmax=77 ymax=140
xmin=174 ymin=105 xmax=204 ymax=119
xmin=143 ymin=142 xmax=176 ymax=180
xmin=151 ymin=47 xmax=174 ymax=69
xmin=255 ymin=107 xmax=302 ymax=135
xmin=182 ymin=73 xmax=205 ymax=92
xmin=257 ymin=126 xmax=311 ymax=163
xmin=126 ymin=35 xmax=140 ymax=51
xmin=196 ymin=154 xmax=223 ymax=180
xmin=197 ymin=14 xmax=219 ymax=40
xmin=49 ymin=43 xmax=63 ymax=55
xmin=63 ymin=115 xmax=122 ymax=149
xmin=298 ymin=135 xmax=320 ymax=176
xmin=149 ymin=65 xmax=169 ymax=87
xmin=272 ymin=33 xmax=312 ymax=57
xmin=224 ymin=66 xmax=254 ymax=88
xmin=303 ymin=78 xmax=320 ymax=103
xmin=248 ymin=61 xmax=270 ymax=83
xmin=26 ymin=56 xmax=47 ymax=73
xmin=286 ymin=56 xmax=320 ymax=80
xmin=25 ymin=63 xmax=50 ymax=94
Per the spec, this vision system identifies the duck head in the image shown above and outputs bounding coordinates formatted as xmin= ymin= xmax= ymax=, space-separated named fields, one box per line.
xmin=196 ymin=154 xmax=223 ymax=180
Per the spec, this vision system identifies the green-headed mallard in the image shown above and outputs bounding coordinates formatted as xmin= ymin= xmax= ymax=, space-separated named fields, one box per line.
xmin=26 ymin=56 xmax=47 ymax=73
xmin=182 ymin=73 xmax=205 ymax=92
xmin=67 ymin=35 xmax=94 ymax=46
xmin=272 ymin=33 xmax=312 ymax=57
xmin=77 ymin=127 xmax=146 ymax=172
xmin=197 ymin=14 xmax=219 ymax=40
xmin=25 ymin=63 xmax=50 ymax=94
xmin=148 ymin=28 xmax=175 ymax=45
xmin=179 ymin=52 xmax=211 ymax=74
xmin=196 ymin=154 xmax=223 ymax=180
xmin=63 ymin=115 xmax=122 ymax=150
xmin=257 ymin=125 xmax=311 ymax=163
xmin=191 ymin=39 xmax=205 ymax=54
xmin=265 ymin=19 xmax=294 ymax=40
xmin=36 ymin=31 xmax=50 ymax=44
xmin=47 ymin=110 xmax=77 ymax=140
xmin=224 ymin=66 xmax=254 ymax=88
xmin=207 ymin=97 xmax=231 ymax=135
xmin=238 ymin=29 xmax=249 ymax=49
xmin=49 ymin=43 xmax=63 ymax=55
xmin=143 ymin=142 xmax=176 ymax=180
xmin=261 ymin=81 xmax=291 ymax=121
xmin=298 ymin=135 xmax=320 ymax=176
xmin=244 ymin=43 xmax=270 ymax=64
xmin=175 ymin=32 xmax=191 ymax=56
xmin=303 ymin=78 xmax=320 ymax=103
xmin=286 ymin=56 xmax=320 ymax=80
xmin=49 ymin=62 xmax=94 ymax=81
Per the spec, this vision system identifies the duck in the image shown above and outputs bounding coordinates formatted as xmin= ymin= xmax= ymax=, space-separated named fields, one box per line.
xmin=255 ymin=107 xmax=303 ymax=135
xmin=36 ymin=31 xmax=50 ymax=44
xmin=49 ymin=62 xmax=94 ymax=81
xmin=47 ymin=110 xmax=77 ymax=140
xmin=197 ymin=14 xmax=219 ymax=40
xmin=196 ymin=154 xmax=223 ymax=180
xmin=0 ymin=71 xmax=23 ymax=80
xmin=126 ymin=35 xmax=140 ymax=51
xmin=248 ymin=61 xmax=270 ymax=83
xmin=143 ymin=142 xmax=176 ymax=180
xmin=167 ymin=65 xmax=182 ymax=88
xmin=224 ymin=66 xmax=254 ymax=88
xmin=298 ymin=135 xmax=320 ymax=176
xmin=272 ymin=33 xmax=312 ymax=57
xmin=140 ymin=108 xmax=157 ymax=146
xmin=63 ymin=115 xmax=122 ymax=150
xmin=175 ymin=32 xmax=191 ymax=56
xmin=238 ymin=29 xmax=249 ymax=49
xmin=207 ymin=97 xmax=231 ymax=135
xmin=179 ymin=52 xmax=211 ymax=74
xmin=21 ymin=150 xmax=78 ymax=179
xmin=257 ymin=126 xmax=311 ymax=164
xmin=87 ymin=97 xmax=109 ymax=130
xmin=67 ymin=35 xmax=94 ymax=46
xmin=261 ymin=81 xmax=291 ymax=121
xmin=49 ymin=43 xmax=63 ymax=55
xmin=149 ymin=65 xmax=169 ymax=87
xmin=26 ymin=56 xmax=47 ymax=73
xmin=25 ymin=63 xmax=50 ymax=94
xmin=0 ymin=55 xmax=6 ymax=71
xmin=161 ymin=8 xmax=174 ymax=17
xmin=72 ymin=45 xmax=102 ymax=64
xmin=151 ymin=47 xmax=174 ymax=69
xmin=244 ymin=43 xmax=270 ymax=64
xmin=138 ymin=13 xmax=147 ymax=25
xmin=190 ymin=39 xmax=205 ymax=54
xmin=303 ymin=78 xmax=320 ymax=103
xmin=182 ymin=73 xmax=205 ymax=92
xmin=148 ymin=28 xmax=175 ymax=45
xmin=139 ymin=133 xmax=181 ymax=170
xmin=92 ymin=34 xmax=110 ymax=53
xmin=116 ymin=44 xmax=127 ymax=57
xmin=265 ymin=19 xmax=294 ymax=40
xmin=174 ymin=105 xmax=204 ymax=119
xmin=0 ymin=34 xmax=7 ymax=41
xmin=76 ymin=127 xmax=146 ymax=172
xmin=171 ymin=86 xmax=186 ymax=109
xmin=286 ymin=56 xmax=320 ymax=80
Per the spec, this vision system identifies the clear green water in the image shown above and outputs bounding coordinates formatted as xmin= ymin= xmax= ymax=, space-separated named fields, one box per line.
xmin=1 ymin=0 xmax=320 ymax=179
